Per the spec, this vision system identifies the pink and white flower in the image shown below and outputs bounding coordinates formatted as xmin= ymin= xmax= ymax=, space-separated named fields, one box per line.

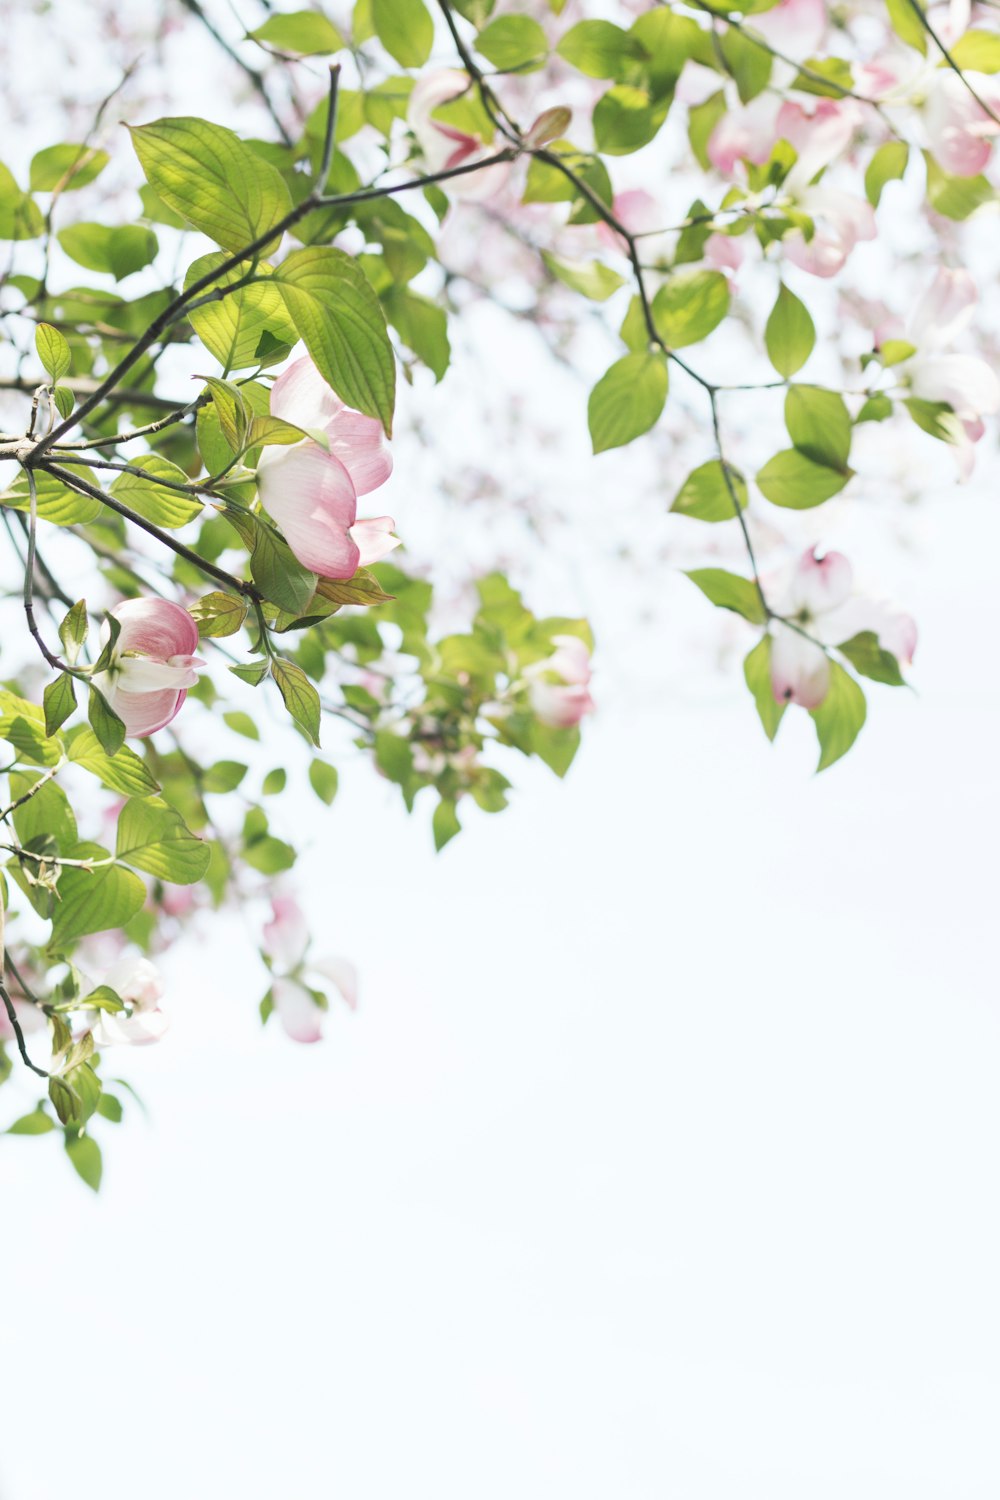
xmin=750 ymin=0 xmax=827 ymax=62
xmin=407 ymin=70 xmax=509 ymax=202
xmin=262 ymin=893 xmax=358 ymax=1044
xmin=525 ymin=635 xmax=595 ymax=729
xmin=92 ymin=598 xmax=203 ymax=738
xmin=923 ymin=67 xmax=1000 ymax=177
xmin=770 ymin=549 xmax=916 ymax=709
xmin=92 ymin=957 xmax=168 ymax=1047
xmin=902 ymin=267 xmax=1000 ymax=478
xmin=256 ymin=356 xmax=398 ymax=579
xmin=777 ymin=101 xmax=876 ymax=277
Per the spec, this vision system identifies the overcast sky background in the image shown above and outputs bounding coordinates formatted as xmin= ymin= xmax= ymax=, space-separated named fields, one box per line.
xmin=1 ymin=3 xmax=999 ymax=1496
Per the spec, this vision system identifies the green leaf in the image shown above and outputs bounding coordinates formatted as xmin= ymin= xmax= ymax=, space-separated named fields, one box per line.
xmin=719 ymin=26 xmax=772 ymax=102
xmin=924 ymin=153 xmax=994 ymax=219
xmin=542 ymin=252 xmax=626 ymax=301
xmin=66 ymin=728 xmax=161 ymax=798
xmin=764 ymin=283 xmax=815 ymax=377
xmin=57 ymin=223 xmax=158 ymax=280
xmin=248 ymin=10 xmax=345 ymax=54
xmin=810 ymin=660 xmax=866 ymax=770
xmin=262 ymin=767 xmax=287 ymax=795
xmin=110 ymin=456 xmax=203 ymax=528
xmin=0 ymin=689 xmax=62 ymax=766
xmin=271 ymin=657 xmax=321 ymax=746
xmin=59 ymin=602 xmax=87 ymax=669
xmin=250 ymin=521 xmax=318 ymax=615
xmin=49 ymin=842 xmax=146 ymax=949
xmin=184 ymin=253 xmax=297 ymax=372
xmin=950 ymin=28 xmax=1000 ymax=71
xmin=128 ymin=117 xmax=293 ymax=253
xmin=784 ymin=385 xmax=852 ymax=470
xmin=10 ymin=770 xmax=77 ymax=851
xmin=837 ymin=631 xmax=905 ymax=687
xmin=308 ymin=759 xmax=339 ymax=805
xmin=555 ymin=19 xmax=642 ymax=79
xmin=593 ymin=85 xmax=669 ymax=155
xmin=228 ymin=658 xmax=271 ymax=686
xmin=685 ymin=567 xmax=765 ymax=623
xmin=432 ymin=798 xmax=461 ymax=851
xmin=65 ymin=1133 xmax=103 ymax=1192
xmin=878 ymin=338 xmax=917 ymax=367
xmin=0 ymin=162 xmax=44 ymax=241
xmin=529 ymin=722 xmax=581 ymax=777
xmin=223 ymin=710 xmax=260 ymax=740
xmin=856 ymin=393 xmax=893 ymax=424
xmin=865 ymin=140 xmax=908 ymax=206
xmin=756 ymin=449 xmax=851 ymax=509
xmin=588 ymin=352 xmax=668 ymax=453
xmin=35 ymin=323 xmax=71 ymax=383
xmin=0 ymin=465 xmax=102 ymax=526
xmin=651 ymin=270 xmax=729 ymax=348
xmin=30 ymin=143 xmax=109 ymax=192
xmin=204 ymin=376 xmax=250 ymax=451
xmin=202 ymin=760 xmax=248 ymax=793
xmin=885 ymin=0 xmax=926 ymax=52
xmin=477 ymin=14 xmax=548 ymax=70
xmin=97 ymin=1093 xmax=124 ymax=1123
xmin=372 ymin=0 xmax=433 ymax=66
xmin=7 ymin=1110 xmax=55 ymax=1136
xmin=671 ymin=459 xmax=748 ymax=523
xmin=382 ymin=286 xmax=451 ymax=380
xmin=743 ymin=635 xmax=785 ymax=742
xmin=88 ymin=687 xmax=126 ymax=757
xmin=116 ymin=797 xmax=212 ymax=883
xmin=315 ymin=568 xmax=395 ymax=606
xmin=273 ymin=247 xmax=396 ymax=434
xmin=190 ymin=591 xmax=249 ymax=638
xmin=43 ymin=674 xmax=77 ymax=737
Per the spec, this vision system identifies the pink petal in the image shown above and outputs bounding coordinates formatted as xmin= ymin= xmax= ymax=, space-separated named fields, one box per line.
xmin=708 ymin=96 xmax=781 ymax=176
xmin=257 ymin=443 xmax=360 ymax=578
xmin=112 ymin=597 xmax=199 ymax=660
xmin=770 ymin=624 xmax=830 ymax=709
xmin=751 ymin=0 xmax=827 ymax=60
xmin=326 ymin=408 xmax=393 ymax=496
xmin=547 ymin=635 xmax=592 ymax=686
xmin=528 ymin=680 xmax=594 ymax=729
xmin=312 ymin=956 xmax=359 ymax=1012
xmin=349 ymin=516 xmax=400 ymax=567
xmin=105 ymin=683 xmax=188 ymax=738
xmin=909 ymin=267 xmax=977 ymax=350
xmin=263 ymin=894 xmax=309 ymax=970
xmin=791 ymin=548 xmax=853 ymax=616
xmin=270 ymin=355 xmax=344 ymax=431
xmin=272 ymin=977 xmax=323 ymax=1044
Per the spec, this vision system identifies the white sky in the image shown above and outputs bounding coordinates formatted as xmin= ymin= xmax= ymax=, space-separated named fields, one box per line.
xmin=1 ymin=4 xmax=999 ymax=1496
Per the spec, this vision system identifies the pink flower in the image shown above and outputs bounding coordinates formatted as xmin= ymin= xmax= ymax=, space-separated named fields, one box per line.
xmin=526 ymin=635 xmax=595 ymax=729
xmin=903 ymin=268 xmax=1000 ymax=477
xmin=263 ymin=893 xmax=309 ymax=970
xmin=92 ymin=957 xmax=168 ymax=1047
xmin=704 ymin=232 xmax=744 ymax=277
xmin=407 ymin=70 xmax=509 ymax=202
xmin=782 ymin=186 xmax=876 ymax=277
xmin=256 ymin=356 xmax=398 ymax=579
xmin=708 ymin=95 xmax=781 ymax=176
xmin=770 ymin=549 xmax=916 ymax=709
xmin=596 ymin=189 xmax=663 ymax=253
xmin=924 ymin=68 xmax=1000 ymax=177
xmin=271 ymin=962 xmax=358 ymax=1044
xmin=750 ymin=0 xmax=827 ymax=61
xmin=93 ymin=598 xmax=203 ymax=738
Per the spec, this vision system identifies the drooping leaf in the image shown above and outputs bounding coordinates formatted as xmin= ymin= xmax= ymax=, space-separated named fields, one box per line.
xmin=809 ymin=660 xmax=866 ymax=770
xmin=672 ymin=460 xmax=748 ymax=523
xmin=588 ymin=352 xmax=668 ymax=453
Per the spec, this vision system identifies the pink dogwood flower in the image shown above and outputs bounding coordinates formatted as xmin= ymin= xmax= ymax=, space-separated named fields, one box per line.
xmin=770 ymin=549 xmax=917 ymax=709
xmin=92 ymin=957 xmax=168 ymax=1047
xmin=262 ymin=893 xmax=358 ymax=1044
xmin=902 ymin=267 xmax=1000 ymax=478
xmin=750 ymin=0 xmax=827 ymax=61
xmin=92 ymin=598 xmax=203 ymax=738
xmin=708 ymin=95 xmax=781 ymax=176
xmin=407 ymin=70 xmax=510 ymax=202
xmin=526 ymin=635 xmax=595 ymax=729
xmin=256 ymin=356 xmax=398 ymax=579
xmin=923 ymin=68 xmax=1000 ymax=177
xmin=776 ymin=101 xmax=876 ymax=277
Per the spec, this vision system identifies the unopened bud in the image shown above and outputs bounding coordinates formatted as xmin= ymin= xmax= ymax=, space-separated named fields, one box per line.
xmin=524 ymin=106 xmax=572 ymax=149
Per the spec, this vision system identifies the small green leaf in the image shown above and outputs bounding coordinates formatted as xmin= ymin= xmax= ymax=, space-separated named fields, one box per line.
xmin=950 ymin=28 xmax=1000 ymax=71
xmin=555 ymin=19 xmax=642 ymax=79
xmin=202 ymin=759 xmax=249 ymax=793
xmin=885 ymin=0 xmax=926 ymax=52
xmin=810 ymin=660 xmax=866 ymax=770
xmin=190 ymin=591 xmax=249 ymax=638
xmin=764 ymin=283 xmax=815 ymax=377
xmin=43 ymin=673 xmax=77 ymax=737
xmin=432 ymin=798 xmax=461 ymax=851
xmin=477 ymin=13 xmax=548 ymax=70
xmin=588 ymin=352 xmax=668 ymax=453
xmin=837 ymin=631 xmax=905 ymax=687
xmin=248 ymin=10 xmax=345 ymax=55
xmin=65 ymin=1132 xmax=103 ymax=1192
xmin=228 ymin=658 xmax=271 ymax=687
xmin=652 ymin=270 xmax=729 ymax=348
xmin=756 ymin=449 xmax=851 ymax=509
xmin=262 ymin=767 xmax=287 ymax=795
xmin=58 ymin=600 xmax=88 ymax=664
xmin=30 ymin=143 xmax=109 ymax=192
xmin=308 ymin=759 xmax=339 ymax=805
xmin=7 ymin=1109 xmax=55 ymax=1136
xmin=924 ymin=153 xmax=994 ymax=219
xmin=743 ymin=635 xmax=785 ymax=742
xmin=784 ymin=385 xmax=852 ymax=470
xmin=685 ymin=567 xmax=765 ymax=624
xmin=35 ymin=323 xmax=71 ymax=383
xmin=672 ymin=459 xmax=748 ymax=523
xmin=865 ymin=140 xmax=908 ymax=206
xmin=57 ymin=223 xmax=158 ymax=280
xmin=372 ymin=0 xmax=433 ymax=66
xmin=88 ymin=687 xmax=126 ymax=757
xmin=542 ymin=252 xmax=626 ymax=301
xmin=271 ymin=657 xmax=321 ymax=746
xmin=223 ymin=710 xmax=260 ymax=740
